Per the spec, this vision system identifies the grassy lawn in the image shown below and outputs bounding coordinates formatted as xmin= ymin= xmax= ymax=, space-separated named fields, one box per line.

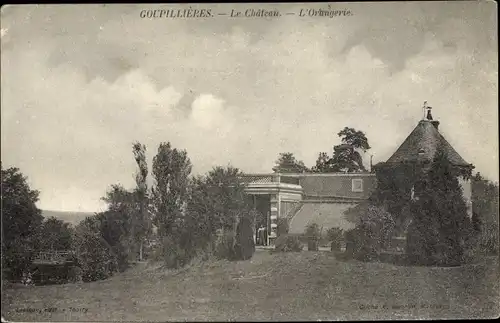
xmin=2 ymin=250 xmax=499 ymax=321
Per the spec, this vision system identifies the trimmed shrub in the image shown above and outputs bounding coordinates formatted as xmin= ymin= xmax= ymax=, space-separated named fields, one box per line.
xmin=234 ymin=216 xmax=255 ymax=260
xmin=327 ymin=227 xmax=344 ymax=252
xmin=277 ymin=217 xmax=290 ymax=237
xmin=274 ymin=235 xmax=303 ymax=252
xmin=305 ymin=223 xmax=321 ymax=251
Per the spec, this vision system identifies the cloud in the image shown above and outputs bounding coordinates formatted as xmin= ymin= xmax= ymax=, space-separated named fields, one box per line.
xmin=1 ymin=3 xmax=497 ymax=212
xmin=190 ymin=94 xmax=228 ymax=130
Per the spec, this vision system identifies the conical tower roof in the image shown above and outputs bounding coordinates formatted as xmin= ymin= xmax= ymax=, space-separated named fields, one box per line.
xmin=386 ymin=120 xmax=470 ymax=167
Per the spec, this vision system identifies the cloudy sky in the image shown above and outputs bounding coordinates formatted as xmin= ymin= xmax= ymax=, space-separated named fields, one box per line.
xmin=1 ymin=2 xmax=498 ymax=212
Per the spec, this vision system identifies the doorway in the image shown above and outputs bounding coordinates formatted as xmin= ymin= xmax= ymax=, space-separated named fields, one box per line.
xmin=253 ymin=195 xmax=271 ymax=246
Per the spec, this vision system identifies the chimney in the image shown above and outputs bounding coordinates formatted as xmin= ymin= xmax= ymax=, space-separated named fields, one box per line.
xmin=431 ymin=120 xmax=440 ymax=130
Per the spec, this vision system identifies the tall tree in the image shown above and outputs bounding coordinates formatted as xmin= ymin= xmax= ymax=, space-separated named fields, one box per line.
xmin=151 ymin=142 xmax=192 ymax=239
xmin=330 ymin=144 xmax=366 ymax=172
xmin=337 ymin=127 xmax=371 ymax=152
xmin=100 ymin=184 xmax=135 ymax=260
xmin=132 ymin=142 xmax=151 ymax=261
xmin=312 ymin=152 xmax=333 ymax=173
xmin=1 ymin=165 xmax=44 ymax=280
xmin=272 ymin=152 xmax=309 ymax=173
xmin=204 ymin=166 xmax=249 ymax=232
xmin=186 ymin=166 xmax=254 ymax=259
xmin=407 ymin=151 xmax=472 ymax=265
xmin=314 ymin=127 xmax=371 ymax=173
xmin=101 ymin=184 xmax=135 ymax=214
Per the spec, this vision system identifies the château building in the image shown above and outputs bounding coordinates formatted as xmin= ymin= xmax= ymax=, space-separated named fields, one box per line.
xmin=243 ymin=105 xmax=474 ymax=245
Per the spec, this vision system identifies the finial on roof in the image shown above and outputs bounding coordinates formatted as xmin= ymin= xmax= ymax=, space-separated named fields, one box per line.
xmin=422 ymin=101 xmax=433 ymax=120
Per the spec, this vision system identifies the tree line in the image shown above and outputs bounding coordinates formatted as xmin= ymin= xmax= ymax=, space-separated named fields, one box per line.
xmin=272 ymin=127 xmax=371 ymax=173
xmin=1 ymin=141 xmax=257 ymax=283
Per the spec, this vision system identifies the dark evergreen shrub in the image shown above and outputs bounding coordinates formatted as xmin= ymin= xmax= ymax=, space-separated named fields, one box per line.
xmin=234 ymin=216 xmax=255 ymax=260
xmin=406 ymin=152 xmax=472 ymax=266
xmin=274 ymin=235 xmax=303 ymax=252
xmin=305 ymin=223 xmax=321 ymax=251
xmin=327 ymin=227 xmax=344 ymax=252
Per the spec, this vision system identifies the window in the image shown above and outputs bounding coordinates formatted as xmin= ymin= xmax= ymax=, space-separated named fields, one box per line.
xmin=352 ymin=179 xmax=363 ymax=192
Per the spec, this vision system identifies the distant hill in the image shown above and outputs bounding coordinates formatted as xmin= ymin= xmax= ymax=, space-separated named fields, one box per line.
xmin=41 ymin=210 xmax=96 ymax=226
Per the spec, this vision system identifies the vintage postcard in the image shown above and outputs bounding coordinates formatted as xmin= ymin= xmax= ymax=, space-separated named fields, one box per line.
xmin=1 ymin=2 xmax=498 ymax=321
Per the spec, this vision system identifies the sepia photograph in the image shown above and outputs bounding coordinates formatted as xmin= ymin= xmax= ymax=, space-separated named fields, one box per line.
xmin=1 ymin=2 xmax=498 ymax=321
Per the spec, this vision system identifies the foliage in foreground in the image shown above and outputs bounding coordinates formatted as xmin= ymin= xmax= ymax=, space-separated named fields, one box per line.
xmin=1 ymin=165 xmax=44 ymax=281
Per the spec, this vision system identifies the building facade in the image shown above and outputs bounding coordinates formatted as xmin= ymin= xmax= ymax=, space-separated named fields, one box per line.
xmin=241 ymin=173 xmax=377 ymax=245
xmin=242 ymin=108 xmax=474 ymax=246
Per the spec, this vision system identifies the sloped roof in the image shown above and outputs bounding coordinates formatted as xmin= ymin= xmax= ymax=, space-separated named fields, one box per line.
xmin=386 ymin=120 xmax=470 ymax=166
xmin=288 ymin=202 xmax=358 ymax=234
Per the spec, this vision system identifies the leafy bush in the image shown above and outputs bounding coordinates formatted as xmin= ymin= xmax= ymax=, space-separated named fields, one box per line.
xmin=478 ymin=225 xmax=499 ymax=255
xmin=234 ymin=216 xmax=255 ymax=260
xmin=274 ymin=235 xmax=303 ymax=252
xmin=305 ymin=223 xmax=321 ymax=251
xmin=214 ymin=231 xmax=237 ymax=260
xmin=39 ymin=217 xmax=74 ymax=251
xmin=72 ymin=219 xmax=118 ymax=282
xmin=344 ymin=224 xmax=379 ymax=261
xmin=276 ymin=217 xmax=290 ymax=237
xmin=326 ymin=227 xmax=344 ymax=252
xmin=360 ymin=204 xmax=395 ymax=250
xmin=1 ymin=166 xmax=44 ymax=281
